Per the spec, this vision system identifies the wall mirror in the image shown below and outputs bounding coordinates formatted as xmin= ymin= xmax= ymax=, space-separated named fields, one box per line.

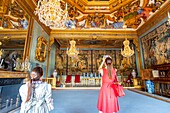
xmin=35 ymin=36 xmax=48 ymax=62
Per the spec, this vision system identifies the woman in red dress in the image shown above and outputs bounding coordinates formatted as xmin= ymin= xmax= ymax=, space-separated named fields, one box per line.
xmin=97 ymin=55 xmax=119 ymax=113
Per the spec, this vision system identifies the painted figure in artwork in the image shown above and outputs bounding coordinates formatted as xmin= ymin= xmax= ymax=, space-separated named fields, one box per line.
xmin=155 ymin=40 xmax=168 ymax=64
xmin=56 ymin=55 xmax=64 ymax=70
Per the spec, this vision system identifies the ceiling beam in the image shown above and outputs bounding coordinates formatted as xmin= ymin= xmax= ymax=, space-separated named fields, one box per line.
xmin=51 ymin=29 xmax=137 ymax=40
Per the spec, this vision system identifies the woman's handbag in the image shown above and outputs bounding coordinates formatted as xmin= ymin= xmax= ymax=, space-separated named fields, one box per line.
xmin=113 ymin=76 xmax=125 ymax=97
xmin=116 ymin=85 xmax=125 ymax=97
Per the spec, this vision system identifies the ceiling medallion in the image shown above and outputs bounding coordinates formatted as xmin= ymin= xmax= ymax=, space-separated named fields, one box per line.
xmin=34 ymin=0 xmax=68 ymax=28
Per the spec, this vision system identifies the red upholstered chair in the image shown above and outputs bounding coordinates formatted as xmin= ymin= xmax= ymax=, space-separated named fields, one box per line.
xmin=65 ymin=75 xmax=72 ymax=86
xmin=74 ymin=75 xmax=81 ymax=86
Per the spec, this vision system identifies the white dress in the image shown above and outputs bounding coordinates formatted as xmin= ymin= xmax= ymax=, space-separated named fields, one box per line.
xmin=19 ymin=82 xmax=54 ymax=113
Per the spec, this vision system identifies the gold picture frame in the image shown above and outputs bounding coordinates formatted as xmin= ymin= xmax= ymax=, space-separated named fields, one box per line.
xmin=35 ymin=36 xmax=48 ymax=62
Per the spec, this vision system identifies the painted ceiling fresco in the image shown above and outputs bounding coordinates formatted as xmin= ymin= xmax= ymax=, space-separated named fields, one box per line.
xmin=63 ymin=0 xmax=167 ymax=29
xmin=0 ymin=0 xmax=29 ymax=29
xmin=0 ymin=0 xmax=168 ymax=30
xmin=0 ymin=0 xmax=28 ymax=48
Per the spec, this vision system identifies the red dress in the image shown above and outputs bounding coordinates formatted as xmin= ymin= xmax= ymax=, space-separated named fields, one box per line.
xmin=97 ymin=68 xmax=119 ymax=113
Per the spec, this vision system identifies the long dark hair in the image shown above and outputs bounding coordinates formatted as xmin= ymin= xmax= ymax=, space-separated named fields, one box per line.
xmin=31 ymin=67 xmax=43 ymax=99
xmin=105 ymin=57 xmax=113 ymax=79
xmin=26 ymin=67 xmax=43 ymax=102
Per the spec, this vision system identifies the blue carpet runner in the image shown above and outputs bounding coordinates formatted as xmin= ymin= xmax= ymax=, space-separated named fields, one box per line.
xmin=12 ymin=89 xmax=170 ymax=113
xmin=51 ymin=89 xmax=170 ymax=113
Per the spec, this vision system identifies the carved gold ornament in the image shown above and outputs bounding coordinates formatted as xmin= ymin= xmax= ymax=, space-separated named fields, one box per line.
xmin=35 ymin=36 xmax=48 ymax=62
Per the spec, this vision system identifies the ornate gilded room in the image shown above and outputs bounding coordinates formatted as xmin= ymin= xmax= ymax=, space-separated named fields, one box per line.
xmin=0 ymin=0 xmax=170 ymax=112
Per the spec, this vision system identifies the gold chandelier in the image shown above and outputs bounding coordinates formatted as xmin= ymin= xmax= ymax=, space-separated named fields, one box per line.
xmin=66 ymin=40 xmax=79 ymax=58
xmin=121 ymin=38 xmax=134 ymax=57
xmin=34 ymin=0 xmax=68 ymax=28
xmin=121 ymin=24 xmax=134 ymax=57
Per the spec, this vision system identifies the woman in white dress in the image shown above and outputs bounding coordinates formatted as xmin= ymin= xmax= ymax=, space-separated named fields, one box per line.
xmin=19 ymin=66 xmax=54 ymax=113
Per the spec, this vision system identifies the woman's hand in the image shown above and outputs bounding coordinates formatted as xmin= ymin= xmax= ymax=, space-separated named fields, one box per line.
xmin=102 ymin=55 xmax=106 ymax=62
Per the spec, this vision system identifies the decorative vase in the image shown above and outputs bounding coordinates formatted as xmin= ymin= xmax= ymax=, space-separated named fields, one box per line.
xmin=90 ymin=72 xmax=93 ymax=78
xmin=53 ymin=70 xmax=57 ymax=78
xmin=131 ymin=69 xmax=136 ymax=78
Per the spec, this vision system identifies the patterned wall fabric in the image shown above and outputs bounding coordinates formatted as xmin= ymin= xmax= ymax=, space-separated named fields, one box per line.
xmin=56 ymin=49 xmax=136 ymax=75
xmin=141 ymin=22 xmax=170 ymax=69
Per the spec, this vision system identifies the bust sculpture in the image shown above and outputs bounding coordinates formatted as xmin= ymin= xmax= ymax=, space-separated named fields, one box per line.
xmin=21 ymin=57 xmax=31 ymax=72
xmin=14 ymin=58 xmax=21 ymax=71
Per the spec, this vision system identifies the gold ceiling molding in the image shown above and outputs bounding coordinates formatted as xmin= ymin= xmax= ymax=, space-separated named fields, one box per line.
xmin=51 ymin=29 xmax=137 ymax=34
xmin=110 ymin=0 xmax=134 ymax=13
xmin=86 ymin=1 xmax=110 ymax=5
xmin=53 ymin=34 xmax=136 ymax=40
xmin=0 ymin=29 xmax=27 ymax=48
xmin=79 ymin=0 xmax=88 ymax=5
xmin=137 ymin=0 xmax=170 ymax=37
xmin=65 ymin=0 xmax=137 ymax=14
xmin=0 ymin=29 xmax=27 ymax=36
xmin=65 ymin=0 xmax=85 ymax=13
xmin=50 ymin=29 xmax=137 ymax=40
xmin=142 ymin=0 xmax=149 ymax=8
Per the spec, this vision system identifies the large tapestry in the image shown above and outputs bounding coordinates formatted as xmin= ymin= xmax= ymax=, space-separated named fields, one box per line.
xmin=141 ymin=22 xmax=170 ymax=69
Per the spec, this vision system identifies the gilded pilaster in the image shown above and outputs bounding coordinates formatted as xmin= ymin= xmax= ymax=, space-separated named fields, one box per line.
xmin=46 ymin=37 xmax=56 ymax=79
xmin=23 ymin=17 xmax=34 ymax=60
xmin=133 ymin=38 xmax=143 ymax=77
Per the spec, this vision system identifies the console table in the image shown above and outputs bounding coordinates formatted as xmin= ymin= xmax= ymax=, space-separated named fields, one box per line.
xmin=151 ymin=63 xmax=170 ymax=97
xmin=152 ymin=63 xmax=170 ymax=97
